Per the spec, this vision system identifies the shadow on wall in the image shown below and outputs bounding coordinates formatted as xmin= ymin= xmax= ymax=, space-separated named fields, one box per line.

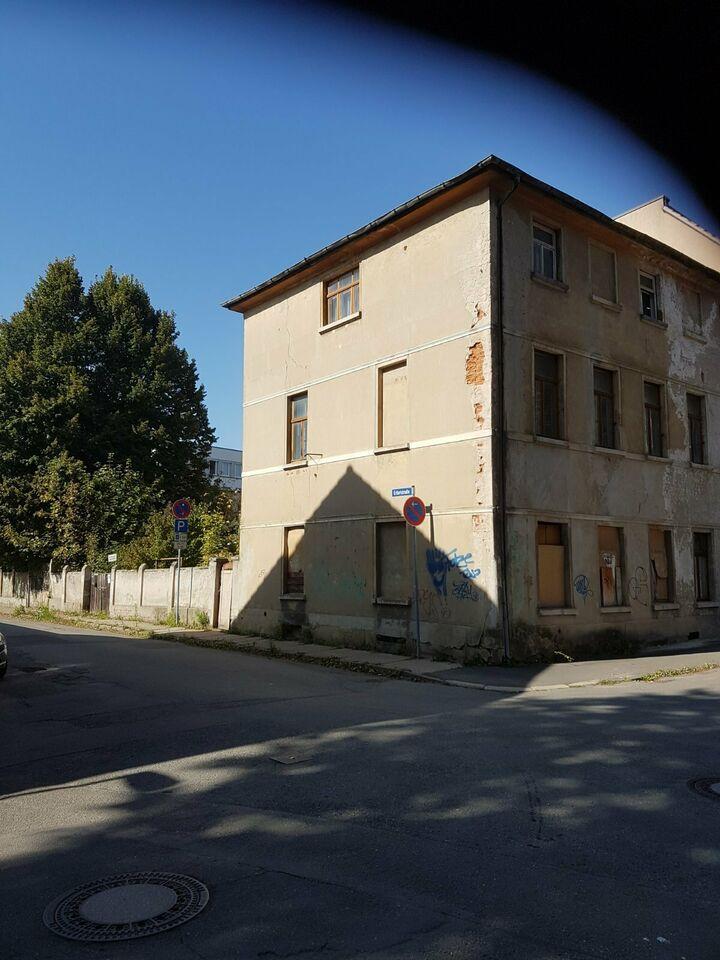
xmin=230 ymin=466 xmax=499 ymax=663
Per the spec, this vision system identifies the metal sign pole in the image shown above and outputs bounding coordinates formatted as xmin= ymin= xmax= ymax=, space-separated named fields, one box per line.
xmin=176 ymin=549 xmax=181 ymax=625
xmin=412 ymin=524 xmax=421 ymax=658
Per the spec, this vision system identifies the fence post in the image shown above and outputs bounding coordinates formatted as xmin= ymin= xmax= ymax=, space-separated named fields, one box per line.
xmin=137 ymin=563 xmax=146 ymax=613
xmin=80 ymin=564 xmax=91 ymax=612
xmin=61 ymin=565 xmax=69 ymax=609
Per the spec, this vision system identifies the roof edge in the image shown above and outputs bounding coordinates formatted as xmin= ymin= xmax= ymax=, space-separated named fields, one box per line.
xmin=223 ymin=158 xmax=720 ymax=313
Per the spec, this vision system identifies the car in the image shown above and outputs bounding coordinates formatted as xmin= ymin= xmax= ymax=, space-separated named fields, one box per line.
xmin=0 ymin=631 xmax=7 ymax=679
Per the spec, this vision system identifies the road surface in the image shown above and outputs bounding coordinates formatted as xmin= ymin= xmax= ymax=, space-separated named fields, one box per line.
xmin=1 ymin=617 xmax=718 ymax=959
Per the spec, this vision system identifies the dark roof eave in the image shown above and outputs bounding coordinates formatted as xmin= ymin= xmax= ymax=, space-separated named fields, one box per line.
xmin=223 ymin=157 xmax=720 ymax=313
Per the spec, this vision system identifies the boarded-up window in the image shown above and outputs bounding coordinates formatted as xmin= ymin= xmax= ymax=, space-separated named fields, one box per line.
xmin=379 ymin=361 xmax=408 ymax=448
xmin=534 ymin=350 xmax=562 ymax=439
xmin=594 ymin=367 xmax=616 ymax=449
xmin=687 ymin=393 xmax=706 ymax=464
xmin=649 ymin=527 xmax=673 ymax=602
xmin=590 ymin=244 xmax=617 ymax=302
xmin=694 ymin=532 xmax=712 ymax=602
xmin=537 ymin=522 xmax=568 ymax=608
xmin=283 ymin=527 xmax=305 ymax=595
xmin=644 ymin=382 xmax=663 ymax=457
xmin=598 ymin=526 xmax=623 ymax=607
xmin=376 ymin=521 xmax=407 ymax=602
xmin=684 ymin=287 xmax=702 ymax=332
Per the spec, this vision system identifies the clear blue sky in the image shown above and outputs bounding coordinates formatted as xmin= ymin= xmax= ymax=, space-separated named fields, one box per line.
xmin=1 ymin=0 xmax=716 ymax=449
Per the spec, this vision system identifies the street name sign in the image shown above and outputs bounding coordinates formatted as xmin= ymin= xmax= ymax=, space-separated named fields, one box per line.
xmin=391 ymin=486 xmax=414 ymax=498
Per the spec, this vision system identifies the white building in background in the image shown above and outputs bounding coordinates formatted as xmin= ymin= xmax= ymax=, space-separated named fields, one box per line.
xmin=207 ymin=445 xmax=243 ymax=491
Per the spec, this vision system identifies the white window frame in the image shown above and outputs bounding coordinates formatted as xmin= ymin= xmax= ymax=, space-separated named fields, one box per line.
xmin=532 ymin=220 xmax=562 ymax=282
xmin=638 ymin=270 xmax=660 ymax=323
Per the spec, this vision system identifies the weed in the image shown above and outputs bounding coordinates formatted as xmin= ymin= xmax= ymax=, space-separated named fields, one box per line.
xmin=194 ymin=611 xmax=210 ymax=629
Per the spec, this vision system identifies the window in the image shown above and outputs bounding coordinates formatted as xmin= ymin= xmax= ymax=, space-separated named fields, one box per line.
xmin=589 ymin=243 xmax=618 ymax=303
xmin=684 ymin=287 xmax=703 ymax=333
xmin=287 ymin=393 xmax=308 ymax=462
xmin=649 ymin=527 xmax=674 ymax=602
xmin=378 ymin=361 xmax=408 ymax=448
xmin=533 ymin=223 xmax=561 ymax=281
xmin=324 ymin=267 xmax=359 ymax=326
xmin=536 ymin=522 xmax=568 ymax=608
xmin=598 ymin=526 xmax=624 ymax=607
xmin=594 ymin=367 xmax=616 ymax=449
xmin=687 ymin=393 xmax=706 ymax=464
xmin=639 ymin=272 xmax=659 ymax=322
xmin=644 ymin=382 xmax=664 ymax=457
xmin=693 ymin=532 xmax=712 ymax=602
xmin=283 ymin=527 xmax=305 ymax=595
xmin=534 ymin=350 xmax=563 ymax=439
xmin=208 ymin=460 xmax=217 ymax=477
xmin=375 ymin=521 xmax=407 ymax=603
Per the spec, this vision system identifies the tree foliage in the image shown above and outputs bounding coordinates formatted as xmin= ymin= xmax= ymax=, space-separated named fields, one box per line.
xmin=0 ymin=258 xmax=216 ymax=569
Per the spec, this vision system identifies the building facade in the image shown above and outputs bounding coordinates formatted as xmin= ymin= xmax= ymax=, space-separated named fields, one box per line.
xmin=225 ymin=158 xmax=720 ymax=662
xmin=207 ymin=445 xmax=243 ymax=491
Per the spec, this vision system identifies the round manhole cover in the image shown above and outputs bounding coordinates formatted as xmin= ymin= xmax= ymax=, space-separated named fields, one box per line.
xmin=688 ymin=778 xmax=720 ymax=802
xmin=43 ymin=872 xmax=209 ymax=941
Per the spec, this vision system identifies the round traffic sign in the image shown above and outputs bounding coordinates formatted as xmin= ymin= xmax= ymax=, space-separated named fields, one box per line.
xmin=171 ymin=498 xmax=192 ymax=520
xmin=403 ymin=496 xmax=426 ymax=526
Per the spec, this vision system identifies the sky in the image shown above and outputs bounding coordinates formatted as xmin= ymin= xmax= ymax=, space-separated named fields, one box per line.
xmin=1 ymin=0 xmax=716 ymax=449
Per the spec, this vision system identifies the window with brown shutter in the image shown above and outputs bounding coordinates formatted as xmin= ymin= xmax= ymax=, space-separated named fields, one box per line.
xmin=537 ymin=522 xmax=568 ymax=608
xmin=378 ymin=361 xmax=408 ymax=448
xmin=649 ymin=527 xmax=674 ymax=602
xmin=590 ymin=244 xmax=618 ymax=303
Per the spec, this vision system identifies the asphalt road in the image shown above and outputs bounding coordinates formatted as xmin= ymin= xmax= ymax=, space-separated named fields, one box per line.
xmin=1 ymin=617 xmax=719 ymax=960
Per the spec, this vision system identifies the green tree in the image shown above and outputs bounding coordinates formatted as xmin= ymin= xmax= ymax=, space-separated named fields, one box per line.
xmin=0 ymin=259 xmax=215 ymax=569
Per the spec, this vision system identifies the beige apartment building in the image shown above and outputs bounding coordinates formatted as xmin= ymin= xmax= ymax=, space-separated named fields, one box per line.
xmin=224 ymin=157 xmax=720 ymax=662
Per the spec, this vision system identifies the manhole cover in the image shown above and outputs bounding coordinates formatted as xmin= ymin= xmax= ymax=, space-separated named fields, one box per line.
xmin=43 ymin=872 xmax=209 ymax=941
xmin=688 ymin=778 xmax=720 ymax=802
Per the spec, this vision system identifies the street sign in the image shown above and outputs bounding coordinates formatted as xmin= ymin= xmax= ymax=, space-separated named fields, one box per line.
xmin=174 ymin=519 xmax=189 ymax=534
xmin=403 ymin=496 xmax=426 ymax=527
xmin=174 ymin=532 xmax=188 ymax=550
xmin=171 ymin=498 xmax=192 ymax=520
xmin=391 ymin=486 xmax=414 ymax=498
xmin=107 ymin=553 xmax=117 ymax=563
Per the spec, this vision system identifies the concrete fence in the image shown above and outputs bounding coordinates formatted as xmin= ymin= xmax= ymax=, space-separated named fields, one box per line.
xmin=0 ymin=557 xmax=239 ymax=627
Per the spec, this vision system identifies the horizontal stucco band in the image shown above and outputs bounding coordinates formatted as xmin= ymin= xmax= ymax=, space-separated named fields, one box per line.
xmin=243 ymin=322 xmax=492 ymax=409
xmin=505 ymin=327 xmax=720 ymax=401
xmin=240 ymin=507 xmax=495 ymax=531
xmin=506 ymin=507 xmax=720 ymax=529
xmin=242 ymin=430 xmax=493 ymax=479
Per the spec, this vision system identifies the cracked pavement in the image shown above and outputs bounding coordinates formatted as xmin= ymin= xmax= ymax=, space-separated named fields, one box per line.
xmin=1 ymin=616 xmax=719 ymax=959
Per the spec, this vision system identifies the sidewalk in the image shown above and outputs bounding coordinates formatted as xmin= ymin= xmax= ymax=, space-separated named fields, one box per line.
xmin=159 ymin=628 xmax=720 ymax=692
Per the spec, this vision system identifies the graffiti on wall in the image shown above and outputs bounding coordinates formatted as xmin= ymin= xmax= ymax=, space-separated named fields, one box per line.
xmin=573 ymin=574 xmax=593 ymax=602
xmin=419 ymin=588 xmax=451 ymax=620
xmin=452 ymin=579 xmax=481 ymax=602
xmin=628 ymin=566 xmax=649 ymax=606
xmin=425 ymin=548 xmax=481 ymax=596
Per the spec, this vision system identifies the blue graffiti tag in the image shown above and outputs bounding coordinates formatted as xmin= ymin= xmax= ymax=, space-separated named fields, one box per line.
xmin=573 ymin=574 xmax=593 ymax=602
xmin=426 ymin=547 xmax=481 ymax=595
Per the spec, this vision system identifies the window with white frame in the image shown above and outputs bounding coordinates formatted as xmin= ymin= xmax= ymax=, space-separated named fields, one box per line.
xmin=639 ymin=272 xmax=659 ymax=322
xmin=533 ymin=223 xmax=561 ymax=281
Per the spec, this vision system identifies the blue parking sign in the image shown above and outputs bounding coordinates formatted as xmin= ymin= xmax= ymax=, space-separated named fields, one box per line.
xmin=174 ymin=519 xmax=189 ymax=534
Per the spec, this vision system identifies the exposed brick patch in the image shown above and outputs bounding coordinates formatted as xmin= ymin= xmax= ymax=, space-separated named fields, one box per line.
xmin=473 ymin=403 xmax=484 ymax=427
xmin=465 ymin=341 xmax=485 ymax=385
